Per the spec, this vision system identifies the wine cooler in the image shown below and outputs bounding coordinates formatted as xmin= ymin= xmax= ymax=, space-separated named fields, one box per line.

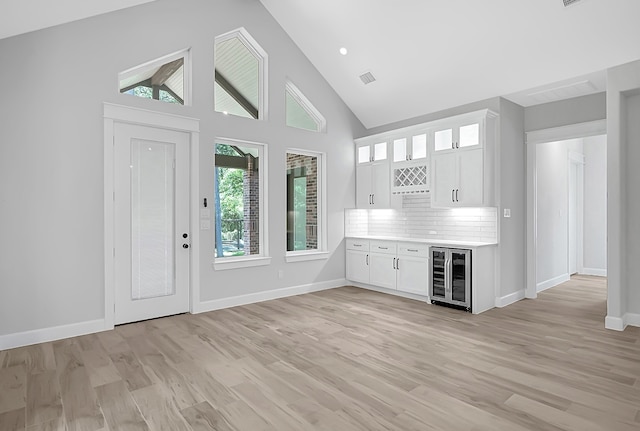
xmin=429 ymin=247 xmax=471 ymax=312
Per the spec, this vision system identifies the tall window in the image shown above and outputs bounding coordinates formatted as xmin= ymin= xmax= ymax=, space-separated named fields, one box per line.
xmin=214 ymin=141 xmax=266 ymax=261
xmin=215 ymin=28 xmax=267 ymax=119
xmin=118 ymin=49 xmax=190 ymax=105
xmin=286 ymin=151 xmax=325 ymax=255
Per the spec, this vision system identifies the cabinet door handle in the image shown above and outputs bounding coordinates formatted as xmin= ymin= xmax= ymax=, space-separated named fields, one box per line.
xmin=392 ymin=258 xmax=396 ymax=269
xmin=407 ymin=249 xmax=418 ymax=252
xmin=456 ymin=189 xmax=459 ymax=202
xmin=396 ymin=258 xmax=400 ymax=270
xmin=366 ymin=254 xmax=369 ymax=265
xmin=456 ymin=141 xmax=459 ymax=149
xmin=353 ymin=244 xmax=362 ymax=247
xmin=378 ymin=247 xmax=388 ymax=250
xmin=372 ymin=194 xmax=375 ymax=205
xmin=451 ymin=141 xmax=454 ymax=150
xmin=452 ymin=189 xmax=455 ymax=202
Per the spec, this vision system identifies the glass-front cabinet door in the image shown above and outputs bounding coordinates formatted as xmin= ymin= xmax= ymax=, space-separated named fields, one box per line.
xmin=392 ymin=133 xmax=428 ymax=163
xmin=433 ymin=121 xmax=481 ymax=153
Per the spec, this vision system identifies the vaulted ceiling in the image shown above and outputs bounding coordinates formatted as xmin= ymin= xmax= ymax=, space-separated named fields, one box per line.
xmin=4 ymin=0 xmax=640 ymax=129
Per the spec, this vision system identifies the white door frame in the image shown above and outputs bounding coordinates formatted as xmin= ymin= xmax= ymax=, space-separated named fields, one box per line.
xmin=525 ymin=119 xmax=606 ymax=300
xmin=103 ymin=103 xmax=200 ymax=330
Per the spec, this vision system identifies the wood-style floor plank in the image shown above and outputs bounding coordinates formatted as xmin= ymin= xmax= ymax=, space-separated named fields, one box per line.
xmin=1 ymin=275 xmax=639 ymax=430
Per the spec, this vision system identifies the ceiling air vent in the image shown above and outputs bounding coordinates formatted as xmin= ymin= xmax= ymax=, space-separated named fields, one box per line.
xmin=563 ymin=0 xmax=582 ymax=6
xmin=359 ymin=71 xmax=376 ymax=85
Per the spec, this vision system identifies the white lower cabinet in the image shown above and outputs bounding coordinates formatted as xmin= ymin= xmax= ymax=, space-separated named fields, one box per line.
xmin=347 ymin=239 xmax=430 ymax=297
xmin=346 ymin=239 xmax=370 ymax=284
xmin=369 ymin=241 xmax=397 ymax=289
xmin=396 ymin=243 xmax=429 ymax=295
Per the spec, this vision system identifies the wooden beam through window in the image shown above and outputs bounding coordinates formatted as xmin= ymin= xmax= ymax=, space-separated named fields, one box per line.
xmin=215 ymin=70 xmax=259 ymax=119
xmin=151 ymin=58 xmax=184 ymax=87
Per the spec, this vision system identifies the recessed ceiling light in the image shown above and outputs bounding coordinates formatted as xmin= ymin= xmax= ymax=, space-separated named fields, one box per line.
xmin=339 ymin=47 xmax=348 ymax=56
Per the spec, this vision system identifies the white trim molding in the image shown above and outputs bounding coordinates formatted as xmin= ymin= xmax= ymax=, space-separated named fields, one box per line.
xmin=495 ymin=289 xmax=525 ymax=308
xmin=606 ymin=313 xmax=640 ymax=331
xmin=0 ymin=319 xmax=106 ymax=351
xmin=193 ymin=279 xmax=345 ymax=314
xmin=537 ymin=274 xmax=570 ymax=293
xmin=581 ymin=268 xmax=607 ymax=277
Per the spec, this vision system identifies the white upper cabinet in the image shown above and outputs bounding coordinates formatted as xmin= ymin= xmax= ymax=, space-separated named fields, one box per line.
xmin=430 ymin=109 xmax=497 ymax=208
xmin=433 ymin=120 xmax=481 ymax=153
xmin=392 ymin=133 xmax=428 ymax=163
xmin=357 ymin=141 xmax=387 ymax=164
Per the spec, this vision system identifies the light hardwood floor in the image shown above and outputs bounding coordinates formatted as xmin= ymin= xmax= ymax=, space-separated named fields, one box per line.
xmin=1 ymin=275 xmax=639 ymax=430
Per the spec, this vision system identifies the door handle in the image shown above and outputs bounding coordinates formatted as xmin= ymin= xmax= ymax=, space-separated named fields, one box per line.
xmin=456 ymin=189 xmax=459 ymax=202
xmin=366 ymin=254 xmax=369 ymax=265
xmin=393 ymin=258 xmax=396 ymax=269
xmin=372 ymin=194 xmax=375 ymax=205
xmin=182 ymin=244 xmax=189 ymax=249
xmin=452 ymin=189 xmax=455 ymax=202
xmin=396 ymin=258 xmax=399 ymax=270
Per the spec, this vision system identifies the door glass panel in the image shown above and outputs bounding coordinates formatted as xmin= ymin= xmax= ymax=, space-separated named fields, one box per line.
xmin=451 ymin=251 xmax=467 ymax=302
xmin=459 ymin=123 xmax=479 ymax=148
xmin=374 ymin=142 xmax=387 ymax=161
xmin=412 ymin=134 xmax=427 ymax=159
xmin=393 ymin=138 xmax=407 ymax=162
xmin=358 ymin=146 xmax=370 ymax=164
xmin=130 ymin=139 xmax=175 ymax=300
xmin=434 ymin=129 xmax=452 ymax=151
xmin=431 ymin=250 xmax=446 ymax=299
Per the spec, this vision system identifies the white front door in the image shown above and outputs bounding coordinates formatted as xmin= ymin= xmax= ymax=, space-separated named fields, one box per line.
xmin=113 ymin=123 xmax=190 ymax=325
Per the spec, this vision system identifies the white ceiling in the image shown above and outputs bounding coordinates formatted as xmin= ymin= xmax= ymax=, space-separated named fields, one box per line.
xmin=260 ymin=0 xmax=640 ymax=128
xmin=0 ymin=0 xmax=157 ymax=40
xmin=4 ymin=0 xmax=640 ymax=129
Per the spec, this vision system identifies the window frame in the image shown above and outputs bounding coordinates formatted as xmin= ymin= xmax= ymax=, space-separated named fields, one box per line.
xmin=213 ymin=137 xmax=270 ymax=270
xmin=285 ymin=149 xmax=328 ymax=263
xmin=285 ymin=80 xmax=326 ymax=133
xmin=118 ymin=48 xmax=191 ymax=106
xmin=214 ymin=27 xmax=268 ymax=120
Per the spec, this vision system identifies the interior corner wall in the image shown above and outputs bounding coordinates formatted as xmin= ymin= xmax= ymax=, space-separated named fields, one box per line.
xmin=0 ymin=0 xmax=365 ymax=340
xmin=497 ymin=98 xmax=525 ymax=298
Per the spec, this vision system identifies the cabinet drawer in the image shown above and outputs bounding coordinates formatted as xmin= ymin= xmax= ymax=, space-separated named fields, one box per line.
xmin=370 ymin=240 xmax=397 ymax=255
xmin=346 ymin=238 xmax=370 ymax=251
xmin=398 ymin=242 xmax=430 ymax=257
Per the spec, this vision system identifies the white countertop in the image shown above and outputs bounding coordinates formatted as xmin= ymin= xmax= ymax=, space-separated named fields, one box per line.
xmin=346 ymin=235 xmax=497 ymax=248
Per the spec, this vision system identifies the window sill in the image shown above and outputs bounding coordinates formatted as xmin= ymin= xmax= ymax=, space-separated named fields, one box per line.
xmin=285 ymin=251 xmax=329 ymax=263
xmin=213 ymin=256 xmax=272 ymax=271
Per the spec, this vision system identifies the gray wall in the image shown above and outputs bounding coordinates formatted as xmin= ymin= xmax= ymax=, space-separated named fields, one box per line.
xmin=624 ymin=93 xmax=640 ymax=312
xmin=497 ymin=98 xmax=525 ymax=298
xmin=0 ymin=0 xmax=364 ymax=336
xmin=524 ymin=92 xmax=606 ymax=132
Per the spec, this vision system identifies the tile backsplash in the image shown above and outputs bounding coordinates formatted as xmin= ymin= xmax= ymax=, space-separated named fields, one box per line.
xmin=345 ymin=194 xmax=497 ymax=243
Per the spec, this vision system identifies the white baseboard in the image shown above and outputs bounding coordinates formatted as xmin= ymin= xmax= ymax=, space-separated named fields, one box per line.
xmin=537 ymin=273 xmax=570 ymax=293
xmin=623 ymin=313 xmax=640 ymax=328
xmin=0 ymin=319 xmax=107 ymax=351
xmin=194 ymin=278 xmax=346 ymax=314
xmin=495 ymin=289 xmax=525 ymax=308
xmin=580 ymin=268 xmax=607 ymax=277
xmin=605 ymin=315 xmax=625 ymax=331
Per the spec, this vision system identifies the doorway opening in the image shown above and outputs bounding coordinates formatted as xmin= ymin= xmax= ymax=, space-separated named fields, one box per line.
xmin=526 ymin=121 xmax=607 ymax=302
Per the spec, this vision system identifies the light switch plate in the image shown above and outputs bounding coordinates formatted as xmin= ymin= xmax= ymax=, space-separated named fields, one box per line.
xmin=200 ymin=220 xmax=211 ymax=230
xmin=200 ymin=208 xmax=211 ymax=218
xmin=503 ymin=208 xmax=511 ymax=218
